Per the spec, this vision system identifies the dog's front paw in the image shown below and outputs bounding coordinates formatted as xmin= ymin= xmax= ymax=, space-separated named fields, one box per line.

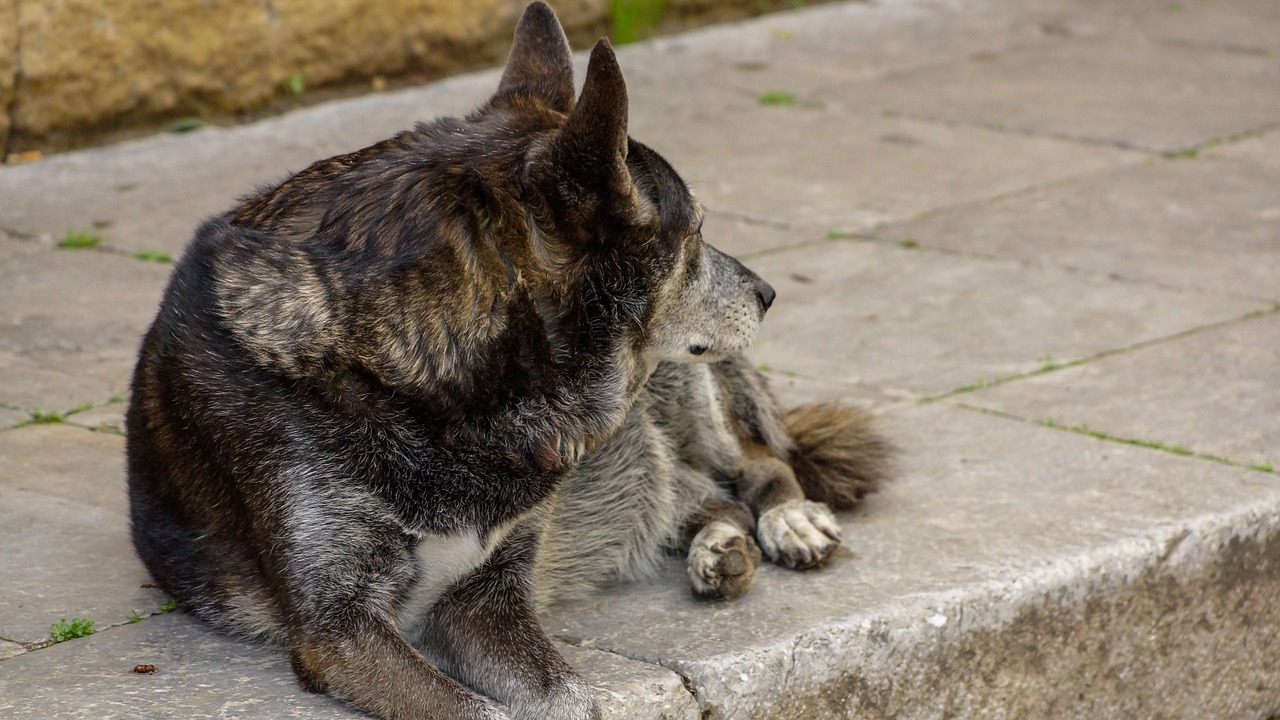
xmin=512 ymin=674 xmax=599 ymax=720
xmin=757 ymin=498 xmax=842 ymax=570
xmin=687 ymin=520 xmax=762 ymax=599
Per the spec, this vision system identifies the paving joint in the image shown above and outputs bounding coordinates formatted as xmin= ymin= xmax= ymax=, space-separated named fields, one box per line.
xmin=875 ymin=100 xmax=1279 ymax=161
xmin=5 ymin=606 xmax=169 ymax=657
xmin=554 ymin=634 xmax=708 ymax=716
xmin=3 ymin=395 xmax=127 ymax=432
xmin=759 ymin=366 xmax=923 ymax=407
xmin=738 ymin=236 xmax=828 ymax=262
xmin=818 ymin=152 xmax=1155 ymax=240
xmin=0 ymin=223 xmax=37 ymax=241
xmin=923 ymin=304 xmax=1280 ymax=403
xmin=876 ymin=108 xmax=1171 ymax=156
xmin=51 ymin=242 xmax=175 ymax=266
xmin=951 ymin=401 xmax=1279 ymax=476
xmin=751 ymin=222 xmax=1277 ymax=308
xmin=1185 ymin=119 xmax=1280 ymax=159
xmin=705 ymin=207 xmax=793 ymax=230
xmin=1153 ymin=35 xmax=1275 ymax=58
xmin=882 ymin=232 xmax=1279 ymax=306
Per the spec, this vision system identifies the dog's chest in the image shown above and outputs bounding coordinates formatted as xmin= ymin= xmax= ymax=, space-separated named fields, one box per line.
xmin=393 ymin=521 xmax=517 ymax=634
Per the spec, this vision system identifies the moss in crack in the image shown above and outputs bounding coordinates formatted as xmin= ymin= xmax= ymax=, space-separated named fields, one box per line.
xmin=1040 ymin=419 xmax=1240 ymax=467
xmin=57 ymin=229 xmax=102 ymax=249
xmin=22 ymin=407 xmax=64 ymax=425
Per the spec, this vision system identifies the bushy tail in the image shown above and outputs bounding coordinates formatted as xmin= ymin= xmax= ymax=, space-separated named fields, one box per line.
xmin=784 ymin=403 xmax=896 ymax=511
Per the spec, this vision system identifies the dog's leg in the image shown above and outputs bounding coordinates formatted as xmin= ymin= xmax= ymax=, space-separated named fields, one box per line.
xmin=708 ymin=358 xmax=845 ymax=570
xmin=416 ymin=524 xmax=600 ymax=720
xmin=738 ymin=442 xmax=843 ymax=570
xmin=290 ymin=619 xmax=507 ymax=720
xmin=680 ymin=497 xmax=762 ymax=599
xmin=268 ymin=484 xmax=509 ymax=720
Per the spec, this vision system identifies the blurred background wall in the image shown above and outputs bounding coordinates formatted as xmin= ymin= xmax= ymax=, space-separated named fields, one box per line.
xmin=0 ymin=0 xmax=810 ymax=158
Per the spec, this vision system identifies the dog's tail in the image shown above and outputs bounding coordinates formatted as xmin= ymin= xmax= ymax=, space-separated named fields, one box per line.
xmin=784 ymin=403 xmax=896 ymax=510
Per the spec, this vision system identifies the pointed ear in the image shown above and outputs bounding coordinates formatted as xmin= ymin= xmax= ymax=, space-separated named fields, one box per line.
xmin=556 ymin=39 xmax=629 ymax=168
xmin=495 ymin=2 xmax=575 ymax=113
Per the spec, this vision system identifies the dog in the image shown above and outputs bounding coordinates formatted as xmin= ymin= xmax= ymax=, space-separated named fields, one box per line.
xmin=126 ymin=4 xmax=891 ymax=719
xmin=536 ymin=357 xmax=892 ymax=606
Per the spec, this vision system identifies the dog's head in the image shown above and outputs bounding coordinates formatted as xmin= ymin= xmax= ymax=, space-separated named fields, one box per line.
xmin=490 ymin=2 xmax=775 ymax=367
xmin=218 ymin=2 xmax=773 ymax=406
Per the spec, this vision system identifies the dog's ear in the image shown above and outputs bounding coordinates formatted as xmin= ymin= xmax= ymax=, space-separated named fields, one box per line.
xmin=531 ymin=39 xmax=635 ymax=257
xmin=495 ymin=1 xmax=575 ymax=113
xmin=547 ymin=38 xmax=630 ymax=204
xmin=558 ymin=39 xmax=628 ymax=166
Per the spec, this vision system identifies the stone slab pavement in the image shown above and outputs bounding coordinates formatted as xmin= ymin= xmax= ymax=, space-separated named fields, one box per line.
xmin=1 ymin=0 xmax=1278 ymax=718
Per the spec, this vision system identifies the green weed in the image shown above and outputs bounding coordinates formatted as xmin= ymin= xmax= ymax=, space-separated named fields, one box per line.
xmin=167 ymin=118 xmax=204 ymax=134
xmin=28 ymin=407 xmax=64 ymax=424
xmin=759 ymin=90 xmax=796 ymax=106
xmin=609 ymin=0 xmax=667 ymax=45
xmin=58 ymin=229 xmax=101 ymax=249
xmin=135 ymin=249 xmax=172 ymax=263
xmin=285 ymin=71 xmax=306 ymax=96
xmin=64 ymin=402 xmax=93 ymax=417
xmin=159 ymin=598 xmax=178 ymax=614
xmin=50 ymin=618 xmax=94 ymax=643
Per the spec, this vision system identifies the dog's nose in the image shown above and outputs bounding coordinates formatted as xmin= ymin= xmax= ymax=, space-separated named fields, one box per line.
xmin=756 ymin=281 xmax=776 ymax=313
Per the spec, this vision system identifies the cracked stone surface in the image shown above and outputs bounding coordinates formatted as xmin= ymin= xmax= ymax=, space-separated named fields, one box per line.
xmin=0 ymin=483 xmax=164 ymax=645
xmin=958 ymin=311 xmax=1280 ymax=469
xmin=0 ymin=71 xmax=499 ymax=255
xmin=637 ymin=105 xmax=1139 ymax=230
xmin=1209 ymin=126 xmax=1280 ymax=169
xmin=1042 ymin=0 xmax=1280 ymax=52
xmin=0 ymin=406 xmax=24 ymax=429
xmin=62 ymin=403 xmax=127 ymax=434
xmin=0 ymin=246 xmax=170 ymax=415
xmin=866 ymin=155 xmax=1280 ymax=302
xmin=0 ymin=613 xmax=370 ymax=719
xmin=819 ymin=32 xmax=1280 ymax=154
xmin=0 ymin=613 xmax=700 ymax=720
xmin=750 ymin=238 xmax=1266 ymax=397
xmin=0 ymin=423 xmax=130 ymax=514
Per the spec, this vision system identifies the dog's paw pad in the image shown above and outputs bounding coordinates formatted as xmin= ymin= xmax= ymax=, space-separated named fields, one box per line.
xmin=687 ymin=521 xmax=762 ymax=600
xmin=757 ymin=498 xmax=842 ymax=570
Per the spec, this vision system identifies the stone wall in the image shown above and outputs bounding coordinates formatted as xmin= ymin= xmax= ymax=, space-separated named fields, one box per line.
xmin=1 ymin=0 xmax=785 ymax=158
